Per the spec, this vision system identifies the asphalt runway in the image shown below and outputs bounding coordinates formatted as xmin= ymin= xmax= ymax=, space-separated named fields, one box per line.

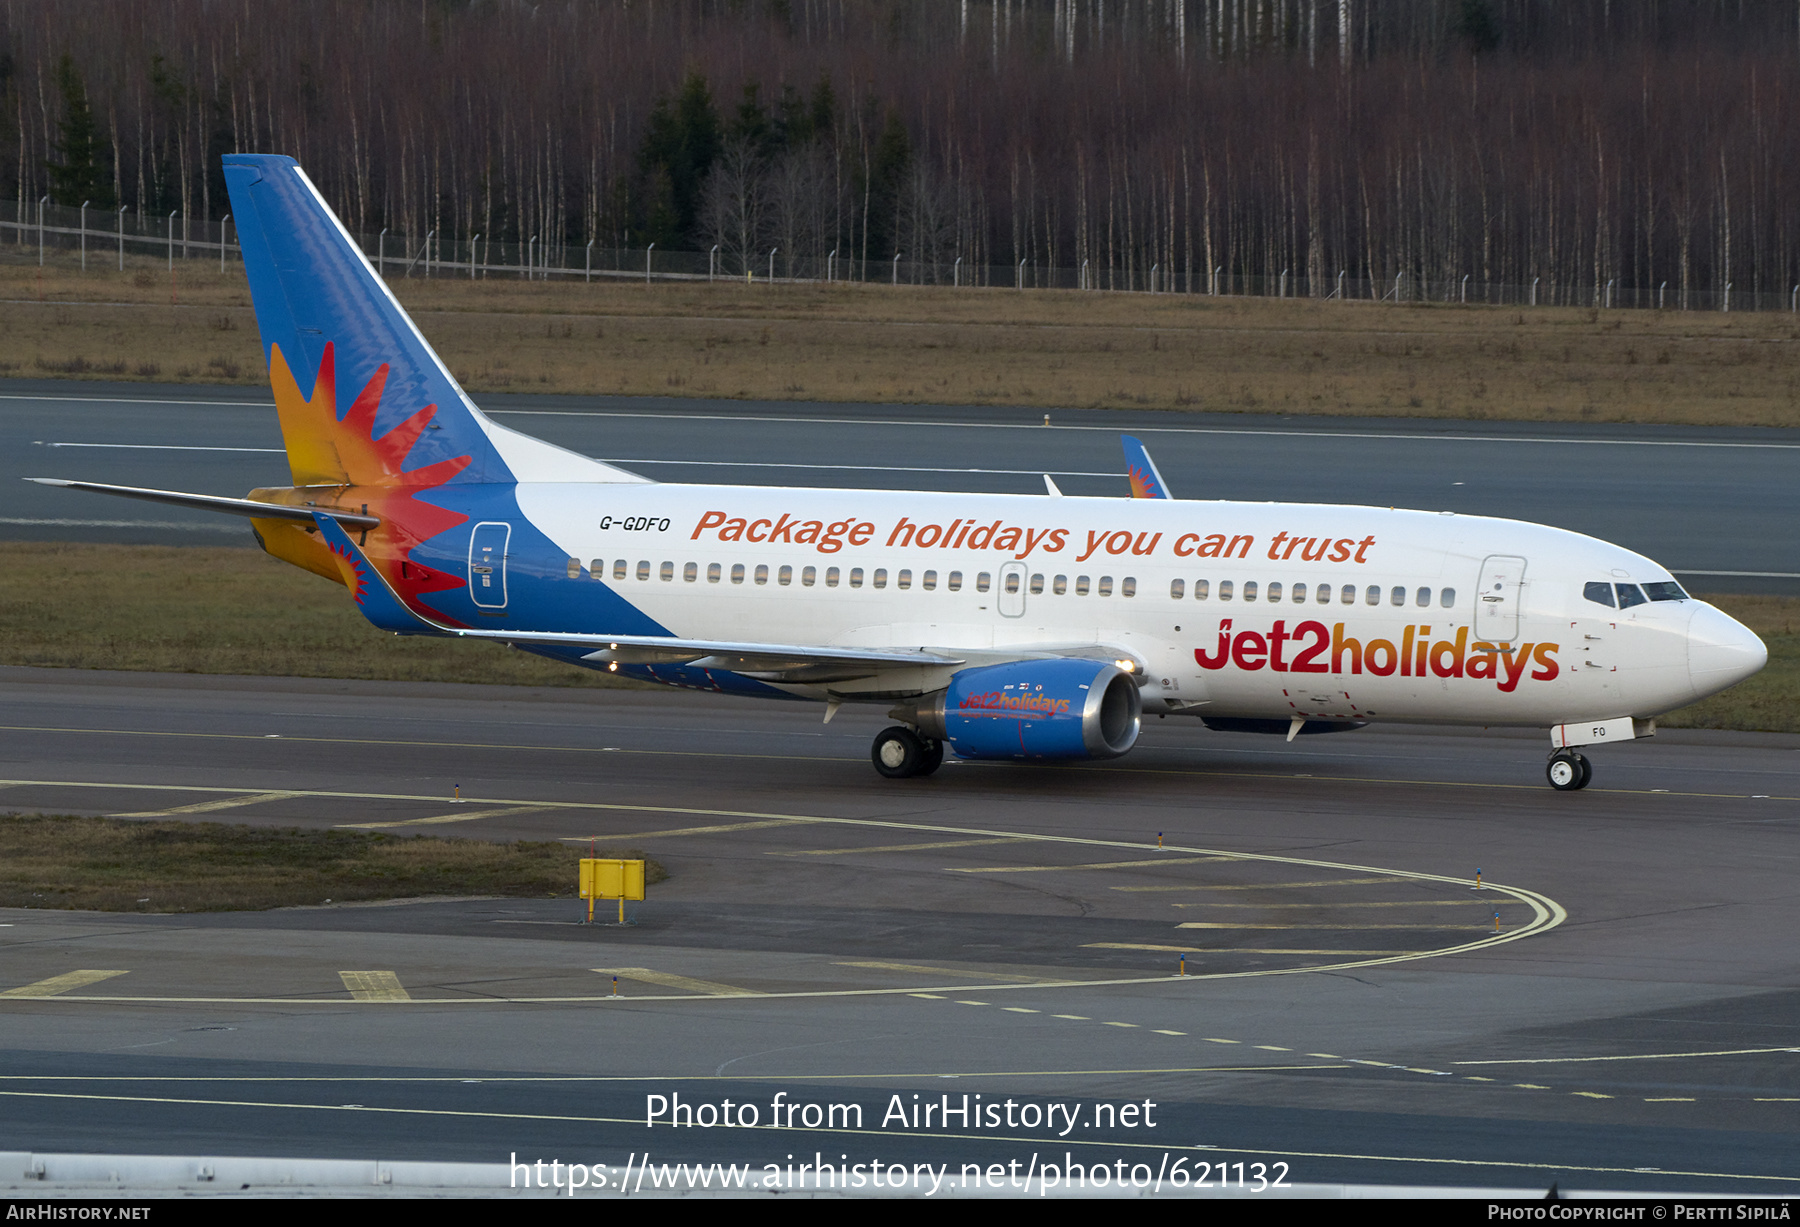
xmin=2 ymin=667 xmax=1798 ymax=1194
xmin=4 ymin=379 xmax=1799 ymax=593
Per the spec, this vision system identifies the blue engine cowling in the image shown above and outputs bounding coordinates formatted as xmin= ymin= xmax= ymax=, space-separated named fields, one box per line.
xmin=907 ymin=659 xmax=1142 ymax=761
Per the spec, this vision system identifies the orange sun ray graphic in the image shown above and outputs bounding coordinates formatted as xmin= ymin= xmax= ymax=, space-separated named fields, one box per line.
xmin=269 ymin=342 xmax=474 ymax=617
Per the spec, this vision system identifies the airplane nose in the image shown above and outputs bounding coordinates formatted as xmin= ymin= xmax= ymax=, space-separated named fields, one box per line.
xmin=1687 ymin=602 xmax=1767 ymax=700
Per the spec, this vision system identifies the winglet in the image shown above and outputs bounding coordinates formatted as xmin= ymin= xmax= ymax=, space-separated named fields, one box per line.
xmin=311 ymin=513 xmax=442 ymax=635
xmin=1122 ymin=435 xmax=1173 ymax=499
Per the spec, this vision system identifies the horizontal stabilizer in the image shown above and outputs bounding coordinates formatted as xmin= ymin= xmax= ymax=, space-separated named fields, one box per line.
xmin=26 ymin=478 xmax=379 ymax=529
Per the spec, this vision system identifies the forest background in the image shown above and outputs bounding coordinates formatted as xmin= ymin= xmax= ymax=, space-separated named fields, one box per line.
xmin=7 ymin=0 xmax=1800 ymax=305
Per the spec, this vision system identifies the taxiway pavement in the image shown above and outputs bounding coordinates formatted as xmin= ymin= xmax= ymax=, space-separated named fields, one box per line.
xmin=1 ymin=668 xmax=1796 ymax=1193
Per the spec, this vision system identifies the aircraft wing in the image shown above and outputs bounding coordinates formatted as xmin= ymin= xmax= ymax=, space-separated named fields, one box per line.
xmin=1121 ymin=435 xmax=1173 ymax=499
xmin=309 ymin=513 xmax=964 ymax=682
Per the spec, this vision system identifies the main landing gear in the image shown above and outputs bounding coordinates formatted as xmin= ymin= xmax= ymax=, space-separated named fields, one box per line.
xmin=872 ymin=726 xmax=945 ymax=779
xmin=1546 ymin=749 xmax=1592 ymax=792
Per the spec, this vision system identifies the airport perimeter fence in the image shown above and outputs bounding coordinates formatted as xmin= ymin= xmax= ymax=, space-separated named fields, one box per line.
xmin=3 ymin=196 xmax=1793 ymax=315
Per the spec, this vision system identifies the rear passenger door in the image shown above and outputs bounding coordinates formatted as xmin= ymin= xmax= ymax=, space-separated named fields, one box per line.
xmin=469 ymin=522 xmax=512 ymax=610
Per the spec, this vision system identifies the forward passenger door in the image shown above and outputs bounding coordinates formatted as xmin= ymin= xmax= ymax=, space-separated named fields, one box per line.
xmin=1476 ymin=554 xmax=1527 ymax=643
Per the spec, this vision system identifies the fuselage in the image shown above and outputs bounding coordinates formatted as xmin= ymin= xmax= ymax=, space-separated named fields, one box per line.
xmin=262 ymin=479 xmax=1762 ymax=729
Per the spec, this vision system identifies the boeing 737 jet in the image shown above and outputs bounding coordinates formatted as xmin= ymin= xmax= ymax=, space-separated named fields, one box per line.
xmin=29 ymin=155 xmax=1769 ymax=789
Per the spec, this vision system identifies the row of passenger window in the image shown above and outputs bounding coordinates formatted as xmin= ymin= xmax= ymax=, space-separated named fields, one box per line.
xmin=1172 ymin=579 xmax=1457 ymax=608
xmin=1583 ymin=580 xmax=1688 ymax=609
xmin=575 ymin=558 xmax=1457 ymax=609
xmin=576 ymin=558 xmax=1145 ymax=595
xmin=582 ymin=558 xmax=976 ymax=591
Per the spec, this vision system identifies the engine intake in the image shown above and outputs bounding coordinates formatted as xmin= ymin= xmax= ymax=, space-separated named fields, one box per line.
xmin=899 ymin=659 xmax=1142 ymax=761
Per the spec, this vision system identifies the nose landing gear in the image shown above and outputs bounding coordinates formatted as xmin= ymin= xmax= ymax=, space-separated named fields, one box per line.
xmin=1546 ymin=749 xmax=1592 ymax=791
xmin=872 ymin=726 xmax=945 ymax=779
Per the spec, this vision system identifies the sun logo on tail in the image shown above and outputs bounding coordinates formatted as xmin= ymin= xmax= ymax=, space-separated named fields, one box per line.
xmin=270 ymin=342 xmax=473 ymax=617
xmin=323 ymin=537 xmax=372 ymax=606
xmin=1127 ymin=464 xmax=1164 ymax=500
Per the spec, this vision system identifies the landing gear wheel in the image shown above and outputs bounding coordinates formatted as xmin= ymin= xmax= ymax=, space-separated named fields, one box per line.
xmin=915 ymin=738 xmax=945 ymax=776
xmin=872 ymin=726 xmax=925 ymax=778
xmin=1547 ymin=750 xmax=1591 ymax=792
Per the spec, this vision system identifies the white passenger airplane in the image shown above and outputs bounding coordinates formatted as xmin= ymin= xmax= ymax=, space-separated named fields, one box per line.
xmin=29 ymin=155 xmax=1769 ymax=789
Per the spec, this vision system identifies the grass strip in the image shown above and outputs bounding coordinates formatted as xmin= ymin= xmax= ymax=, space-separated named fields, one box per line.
xmin=0 ymin=814 xmax=664 ymax=913
xmin=6 ymin=257 xmax=1800 ymax=426
xmin=0 ymin=542 xmax=642 ymax=687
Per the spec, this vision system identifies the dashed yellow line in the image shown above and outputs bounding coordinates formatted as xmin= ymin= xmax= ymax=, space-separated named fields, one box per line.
xmin=1457 ymin=1045 xmax=1800 ymax=1065
xmin=951 ymin=856 xmax=1230 ymax=874
xmin=337 ymin=805 xmax=556 ymax=829
xmin=0 ymin=970 xmax=128 ymax=998
xmin=580 ymin=819 xmax=820 ymax=840
xmin=1114 ymin=877 xmax=1403 ymax=893
xmin=1175 ymin=922 xmax=1490 ymax=930
xmin=1174 ymin=900 xmax=1531 ymax=908
xmin=592 ymin=968 xmax=761 ymax=997
xmin=836 ymin=961 xmax=1056 ymax=984
xmin=114 ymin=790 xmax=302 ymax=818
xmin=1084 ymin=943 xmax=1420 ymax=955
xmin=780 ymin=838 xmax=1023 ymax=856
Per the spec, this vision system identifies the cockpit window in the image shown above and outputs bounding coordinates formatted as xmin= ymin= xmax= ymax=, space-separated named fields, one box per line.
xmin=1615 ymin=584 xmax=1647 ymax=609
xmin=1583 ymin=581 xmax=1616 ymax=608
xmin=1642 ymin=581 xmax=1689 ymax=602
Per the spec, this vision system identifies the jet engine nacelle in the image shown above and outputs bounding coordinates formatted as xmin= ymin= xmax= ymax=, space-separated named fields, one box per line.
xmin=905 ymin=659 xmax=1142 ymax=761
